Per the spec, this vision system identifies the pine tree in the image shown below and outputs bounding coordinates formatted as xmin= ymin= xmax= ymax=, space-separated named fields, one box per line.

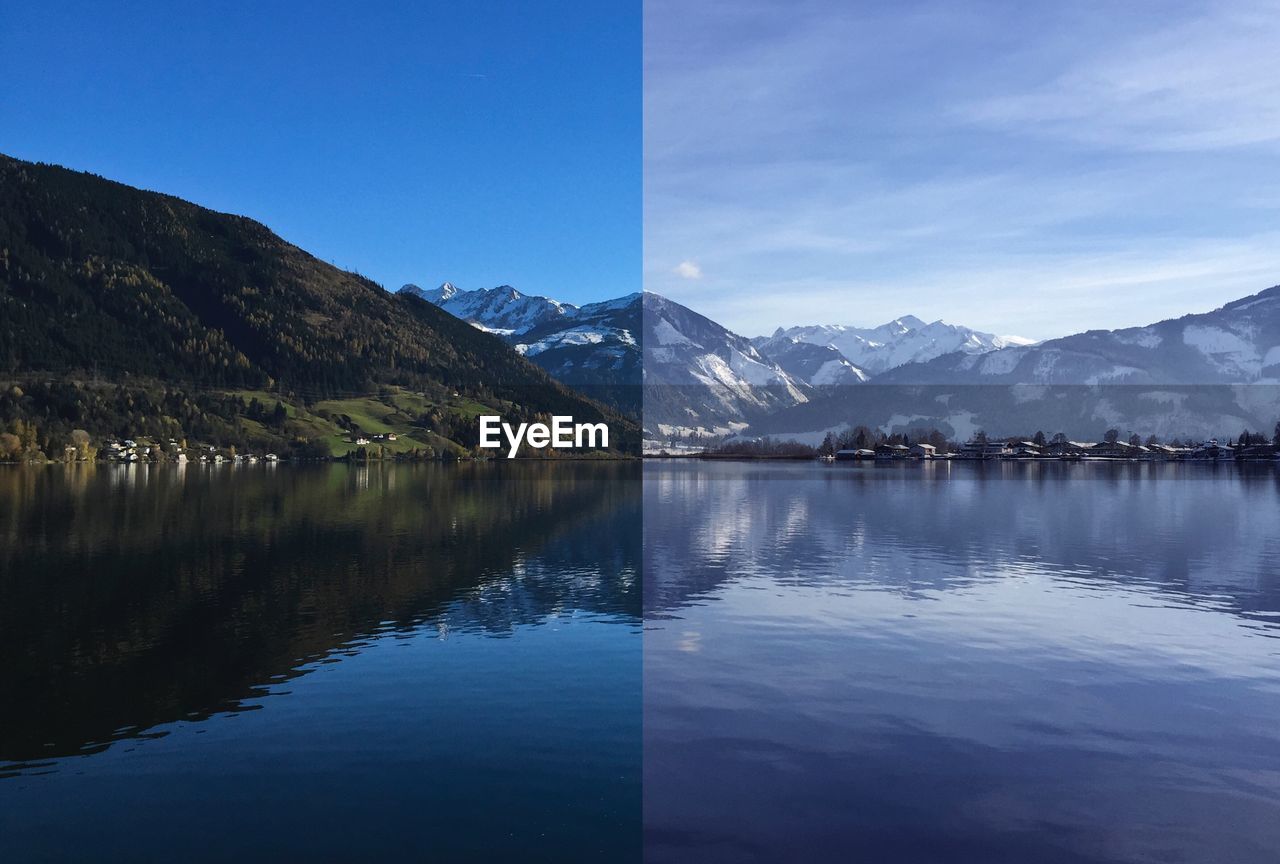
xmin=819 ymin=432 xmax=836 ymax=457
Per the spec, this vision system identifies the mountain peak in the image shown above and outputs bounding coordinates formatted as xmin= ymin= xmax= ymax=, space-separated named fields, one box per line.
xmin=398 ymin=282 xmax=459 ymax=304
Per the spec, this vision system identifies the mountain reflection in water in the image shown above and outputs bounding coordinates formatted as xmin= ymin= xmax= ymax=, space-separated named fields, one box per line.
xmin=644 ymin=460 xmax=1280 ymax=864
xmin=0 ymin=462 xmax=640 ymax=862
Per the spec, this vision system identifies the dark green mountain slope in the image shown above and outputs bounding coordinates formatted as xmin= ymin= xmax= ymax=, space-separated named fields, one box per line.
xmin=0 ymin=153 xmax=636 ymax=456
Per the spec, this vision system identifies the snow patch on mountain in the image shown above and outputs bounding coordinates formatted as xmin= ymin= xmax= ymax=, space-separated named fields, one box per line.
xmin=1182 ymin=324 xmax=1261 ymax=376
xmin=811 ymin=358 xmax=855 ymax=386
xmin=515 ymin=326 xmax=610 ymax=356
xmin=979 ymin=348 xmax=1026 ymax=376
xmin=1085 ymin=365 xmax=1146 ymax=385
xmin=653 ymin=318 xmax=693 ymax=346
xmin=1115 ymin=328 xmax=1163 ymax=349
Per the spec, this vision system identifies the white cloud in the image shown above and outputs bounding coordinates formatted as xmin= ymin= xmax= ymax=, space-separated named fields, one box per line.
xmin=673 ymin=260 xmax=703 ymax=280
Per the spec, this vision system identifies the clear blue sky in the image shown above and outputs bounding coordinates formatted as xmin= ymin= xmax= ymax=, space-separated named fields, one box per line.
xmin=1 ymin=1 xmax=639 ymax=305
xmin=646 ymin=0 xmax=1280 ymax=340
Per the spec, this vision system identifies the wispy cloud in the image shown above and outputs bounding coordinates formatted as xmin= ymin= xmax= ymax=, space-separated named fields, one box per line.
xmin=645 ymin=0 xmax=1280 ymax=338
xmin=961 ymin=2 xmax=1280 ymax=151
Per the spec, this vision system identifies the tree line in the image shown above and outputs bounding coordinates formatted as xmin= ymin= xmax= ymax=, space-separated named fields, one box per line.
xmin=698 ymin=420 xmax=1280 ymax=459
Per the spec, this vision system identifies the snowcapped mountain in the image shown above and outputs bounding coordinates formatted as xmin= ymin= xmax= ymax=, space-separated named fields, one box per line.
xmin=877 ymin=284 xmax=1280 ymax=386
xmin=398 ymin=283 xmax=641 ymax=414
xmin=399 ymin=282 xmax=568 ymax=334
xmin=746 ymin=283 xmax=1280 ymax=444
xmin=512 ymin=293 xmax=641 ymax=397
xmin=771 ymin=317 xmax=1032 ymax=376
xmin=643 ymin=292 xmax=810 ymax=438
xmin=750 ymin=334 xmax=869 ymax=386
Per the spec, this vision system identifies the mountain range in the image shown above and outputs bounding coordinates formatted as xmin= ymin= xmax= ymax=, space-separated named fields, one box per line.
xmin=739 ymin=286 xmax=1280 ymax=443
xmin=876 ymin=288 xmax=1280 ymax=386
xmin=635 ymin=297 xmax=1049 ymax=439
xmin=399 ymin=282 xmax=570 ymax=335
xmin=761 ymin=318 xmax=1032 ymax=376
xmin=621 ymin=288 xmax=1277 ymax=444
xmin=412 ymin=284 xmax=1040 ymax=438
xmin=400 ymin=283 xmax=642 ymax=415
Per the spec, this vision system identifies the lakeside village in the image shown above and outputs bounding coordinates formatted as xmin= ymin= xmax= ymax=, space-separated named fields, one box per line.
xmin=696 ymin=424 xmax=1280 ymax=463
xmin=0 ymin=424 xmax=412 ymax=466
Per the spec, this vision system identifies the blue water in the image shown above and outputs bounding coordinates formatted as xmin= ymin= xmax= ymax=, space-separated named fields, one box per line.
xmin=0 ymin=462 xmax=641 ymax=862
xmin=644 ymin=460 xmax=1280 ymax=863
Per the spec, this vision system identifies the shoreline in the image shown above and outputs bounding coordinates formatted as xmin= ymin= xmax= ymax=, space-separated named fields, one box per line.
xmin=643 ymin=453 xmax=1280 ymax=466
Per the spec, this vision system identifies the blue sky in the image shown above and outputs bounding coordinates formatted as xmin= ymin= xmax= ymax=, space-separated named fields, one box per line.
xmin=645 ymin=0 xmax=1280 ymax=340
xmin=0 ymin=1 xmax=639 ymax=306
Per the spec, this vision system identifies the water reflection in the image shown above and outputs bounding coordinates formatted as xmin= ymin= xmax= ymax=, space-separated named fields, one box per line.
xmin=644 ymin=460 xmax=1280 ymax=864
xmin=645 ymin=460 xmax=1280 ymax=621
xmin=0 ymin=462 xmax=640 ymax=773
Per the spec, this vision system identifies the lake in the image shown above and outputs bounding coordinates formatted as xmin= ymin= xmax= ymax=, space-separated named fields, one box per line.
xmin=0 ymin=462 xmax=641 ymax=862
xmin=644 ymin=460 xmax=1280 ymax=863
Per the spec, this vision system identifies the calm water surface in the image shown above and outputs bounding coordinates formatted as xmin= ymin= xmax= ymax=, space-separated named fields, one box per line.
xmin=0 ymin=462 xmax=640 ymax=862
xmin=644 ymin=460 xmax=1280 ymax=864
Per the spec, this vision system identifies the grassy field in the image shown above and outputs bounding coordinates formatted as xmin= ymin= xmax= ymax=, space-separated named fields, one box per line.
xmin=225 ymin=387 xmax=480 ymax=457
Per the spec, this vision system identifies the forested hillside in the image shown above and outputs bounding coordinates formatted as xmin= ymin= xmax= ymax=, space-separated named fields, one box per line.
xmin=0 ymin=153 xmax=636 ymax=457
